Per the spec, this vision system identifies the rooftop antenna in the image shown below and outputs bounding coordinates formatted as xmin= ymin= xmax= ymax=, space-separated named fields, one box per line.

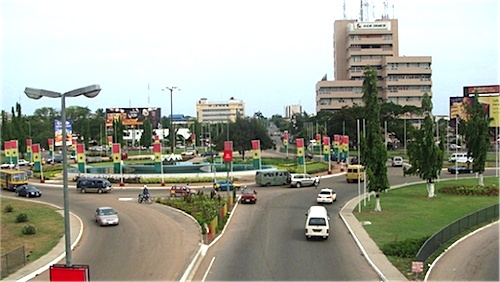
xmin=382 ymin=0 xmax=388 ymax=19
xmin=129 ymin=99 xmax=131 ymax=108
xmin=392 ymin=4 xmax=395 ymax=19
xmin=343 ymin=0 xmax=346 ymax=19
xmin=360 ymin=0 xmax=370 ymax=22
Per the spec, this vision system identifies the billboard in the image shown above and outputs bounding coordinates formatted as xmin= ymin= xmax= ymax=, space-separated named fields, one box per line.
xmin=106 ymin=107 xmax=161 ymax=128
xmin=54 ymin=119 xmax=73 ymax=147
xmin=449 ymin=95 xmax=499 ymax=127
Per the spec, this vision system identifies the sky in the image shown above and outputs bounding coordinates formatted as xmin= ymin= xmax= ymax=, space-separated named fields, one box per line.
xmin=1 ymin=0 xmax=499 ymax=118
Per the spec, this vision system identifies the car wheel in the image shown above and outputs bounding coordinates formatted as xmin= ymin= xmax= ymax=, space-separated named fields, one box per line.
xmin=81 ymin=188 xmax=86 ymax=193
xmin=26 ymin=193 xmax=30 ymax=198
xmin=266 ymin=183 xmax=271 ymax=187
xmin=15 ymin=192 xmax=19 ymax=196
xmin=97 ymin=189 xmax=103 ymax=194
xmin=296 ymin=182 xmax=301 ymax=188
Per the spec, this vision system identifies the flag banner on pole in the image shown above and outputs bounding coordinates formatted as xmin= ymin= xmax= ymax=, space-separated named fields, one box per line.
xmin=107 ymin=136 xmax=113 ymax=148
xmin=112 ymin=143 xmax=121 ymax=173
xmin=77 ymin=144 xmax=85 ymax=173
xmin=191 ymin=133 xmax=196 ymax=149
xmin=48 ymin=138 xmax=54 ymax=159
xmin=251 ymin=139 xmax=261 ymax=169
xmin=154 ymin=135 xmax=160 ymax=144
xmin=342 ymin=135 xmax=349 ymax=160
xmin=296 ymin=138 xmax=304 ymax=165
xmin=26 ymin=139 xmax=32 ymax=163
xmin=323 ymin=136 xmax=331 ymax=161
xmin=153 ymin=142 xmax=162 ymax=172
xmin=334 ymin=134 xmax=340 ymax=161
xmin=223 ymin=141 xmax=233 ymax=162
xmin=4 ymin=141 xmax=11 ymax=162
xmin=72 ymin=137 xmax=78 ymax=159
xmin=315 ymin=133 xmax=321 ymax=151
xmin=10 ymin=140 xmax=19 ymax=164
xmin=32 ymin=143 xmax=41 ymax=172
xmin=283 ymin=132 xmax=288 ymax=147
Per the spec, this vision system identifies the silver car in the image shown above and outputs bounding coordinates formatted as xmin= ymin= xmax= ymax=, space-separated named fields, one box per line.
xmin=290 ymin=173 xmax=316 ymax=188
xmin=94 ymin=207 xmax=119 ymax=226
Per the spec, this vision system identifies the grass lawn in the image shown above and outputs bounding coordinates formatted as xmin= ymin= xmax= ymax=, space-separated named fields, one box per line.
xmin=1 ymin=198 xmax=64 ymax=267
xmin=354 ymin=176 xmax=499 ymax=278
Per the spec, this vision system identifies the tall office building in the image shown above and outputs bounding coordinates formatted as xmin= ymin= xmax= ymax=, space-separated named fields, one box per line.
xmin=316 ymin=19 xmax=432 ymax=123
xmin=285 ymin=104 xmax=302 ymax=120
xmin=196 ymin=97 xmax=245 ymax=123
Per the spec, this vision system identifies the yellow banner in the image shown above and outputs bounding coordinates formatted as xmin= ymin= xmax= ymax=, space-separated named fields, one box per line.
xmin=297 ymin=147 xmax=304 ymax=156
xmin=253 ymin=150 xmax=261 ymax=159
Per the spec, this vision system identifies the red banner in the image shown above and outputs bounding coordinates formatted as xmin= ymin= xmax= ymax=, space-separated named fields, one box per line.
xmin=323 ymin=136 xmax=330 ymax=146
xmin=223 ymin=141 xmax=233 ymax=162
xmin=153 ymin=142 xmax=161 ymax=154
xmin=251 ymin=140 xmax=260 ymax=150
xmin=76 ymin=144 xmax=84 ymax=154
xmin=296 ymin=138 xmax=304 ymax=148
xmin=32 ymin=143 xmax=40 ymax=154
xmin=112 ymin=144 xmax=120 ymax=154
xmin=154 ymin=135 xmax=159 ymax=143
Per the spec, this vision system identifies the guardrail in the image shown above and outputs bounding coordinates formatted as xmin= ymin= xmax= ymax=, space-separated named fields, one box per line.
xmin=416 ymin=203 xmax=499 ymax=263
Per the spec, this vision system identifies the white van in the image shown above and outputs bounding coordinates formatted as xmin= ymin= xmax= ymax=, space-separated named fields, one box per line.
xmin=305 ymin=205 xmax=330 ymax=240
xmin=448 ymin=153 xmax=473 ymax=164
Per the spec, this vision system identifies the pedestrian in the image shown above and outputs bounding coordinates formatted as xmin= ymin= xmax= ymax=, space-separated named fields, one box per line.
xmin=314 ymin=175 xmax=320 ymax=188
xmin=403 ymin=165 xmax=407 ymax=177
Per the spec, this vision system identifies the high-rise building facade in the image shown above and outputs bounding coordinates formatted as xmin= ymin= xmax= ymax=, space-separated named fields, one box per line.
xmin=316 ymin=19 xmax=432 ymax=117
xmin=196 ymin=97 xmax=245 ymax=123
xmin=285 ymin=104 xmax=302 ymax=119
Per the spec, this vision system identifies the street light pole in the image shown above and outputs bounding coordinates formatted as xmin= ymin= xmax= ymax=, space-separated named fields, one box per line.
xmin=24 ymin=85 xmax=101 ymax=267
xmin=162 ymin=87 xmax=180 ymax=154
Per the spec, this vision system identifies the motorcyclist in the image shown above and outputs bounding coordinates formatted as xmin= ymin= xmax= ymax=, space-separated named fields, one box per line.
xmin=142 ymin=185 xmax=150 ymax=199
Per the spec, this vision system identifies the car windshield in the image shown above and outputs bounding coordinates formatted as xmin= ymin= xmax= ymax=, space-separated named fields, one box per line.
xmin=242 ymin=190 xmax=255 ymax=195
xmin=99 ymin=209 xmax=116 ymax=216
xmin=319 ymin=191 xmax=331 ymax=195
xmin=309 ymin=218 xmax=327 ymax=226
xmin=26 ymin=185 xmax=38 ymax=191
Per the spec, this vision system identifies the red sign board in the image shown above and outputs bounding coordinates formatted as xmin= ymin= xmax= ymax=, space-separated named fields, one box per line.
xmin=223 ymin=141 xmax=233 ymax=162
xmin=50 ymin=264 xmax=89 ymax=281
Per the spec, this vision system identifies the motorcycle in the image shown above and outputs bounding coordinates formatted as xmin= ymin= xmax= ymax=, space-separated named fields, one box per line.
xmin=138 ymin=193 xmax=153 ymax=204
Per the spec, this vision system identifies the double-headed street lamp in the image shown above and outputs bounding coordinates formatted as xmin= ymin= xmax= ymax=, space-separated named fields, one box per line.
xmin=162 ymin=86 xmax=180 ymax=154
xmin=24 ymin=85 xmax=101 ymax=267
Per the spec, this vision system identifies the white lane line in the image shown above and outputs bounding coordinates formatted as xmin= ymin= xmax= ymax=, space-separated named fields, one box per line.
xmin=202 ymin=256 xmax=216 ymax=282
xmin=118 ymin=198 xmax=134 ymax=201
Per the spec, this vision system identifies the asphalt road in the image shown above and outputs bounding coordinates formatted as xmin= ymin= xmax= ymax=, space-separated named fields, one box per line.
xmin=18 ymin=187 xmax=202 ymax=281
xmin=2 ymin=163 xmax=498 ymax=281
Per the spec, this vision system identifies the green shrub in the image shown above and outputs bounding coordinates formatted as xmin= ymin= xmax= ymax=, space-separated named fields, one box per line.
xmin=4 ymin=204 xmax=14 ymax=213
xmin=381 ymin=237 xmax=428 ymax=258
xmin=438 ymin=184 xmax=499 ymax=196
xmin=16 ymin=213 xmax=28 ymax=223
xmin=22 ymin=224 xmax=37 ymax=235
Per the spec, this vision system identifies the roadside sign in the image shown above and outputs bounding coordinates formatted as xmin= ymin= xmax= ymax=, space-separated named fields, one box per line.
xmin=412 ymin=261 xmax=424 ymax=273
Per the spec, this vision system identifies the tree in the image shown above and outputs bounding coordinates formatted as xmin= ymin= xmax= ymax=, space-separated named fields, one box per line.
xmin=140 ymin=119 xmax=153 ymax=149
xmin=360 ymin=66 xmax=389 ymax=212
xmin=463 ymin=93 xmax=492 ymax=186
xmin=406 ymin=93 xmax=444 ymax=197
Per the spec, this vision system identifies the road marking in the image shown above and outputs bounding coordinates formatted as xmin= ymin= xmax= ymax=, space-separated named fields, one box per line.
xmin=202 ymin=256 xmax=216 ymax=282
xmin=118 ymin=198 xmax=134 ymax=201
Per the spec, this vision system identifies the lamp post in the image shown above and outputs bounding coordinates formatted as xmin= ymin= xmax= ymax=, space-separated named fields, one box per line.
xmin=24 ymin=85 xmax=101 ymax=267
xmin=162 ymin=86 xmax=180 ymax=154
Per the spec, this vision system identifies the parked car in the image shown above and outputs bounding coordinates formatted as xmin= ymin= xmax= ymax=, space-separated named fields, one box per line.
xmin=46 ymin=155 xmax=63 ymax=164
xmin=202 ymin=151 xmax=218 ymax=157
xmin=350 ymin=156 xmax=361 ymax=165
xmin=316 ymin=188 xmax=336 ymax=204
xmin=213 ymin=179 xmax=242 ymax=191
xmin=289 ymin=173 xmax=317 ymax=188
xmin=15 ymin=184 xmax=42 ymax=198
xmin=447 ymin=165 xmax=472 ymax=174
xmin=0 ymin=163 xmax=16 ymax=169
xmin=94 ymin=207 xmax=119 ymax=226
xmin=305 ymin=153 xmax=314 ymax=160
xmin=449 ymin=144 xmax=461 ymax=150
xmin=240 ymin=189 xmax=257 ymax=204
xmin=17 ymin=159 xmax=32 ymax=166
xmin=391 ymin=156 xmax=404 ymax=167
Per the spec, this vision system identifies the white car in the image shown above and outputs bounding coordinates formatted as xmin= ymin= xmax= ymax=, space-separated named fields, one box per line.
xmin=316 ymin=188 xmax=337 ymax=204
xmin=17 ymin=159 xmax=31 ymax=166
xmin=0 ymin=163 xmax=15 ymax=169
xmin=391 ymin=156 xmax=404 ymax=167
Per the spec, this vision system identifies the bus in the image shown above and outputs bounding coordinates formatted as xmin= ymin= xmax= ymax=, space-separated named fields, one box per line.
xmin=255 ymin=170 xmax=291 ymax=187
xmin=0 ymin=169 xmax=29 ymax=191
